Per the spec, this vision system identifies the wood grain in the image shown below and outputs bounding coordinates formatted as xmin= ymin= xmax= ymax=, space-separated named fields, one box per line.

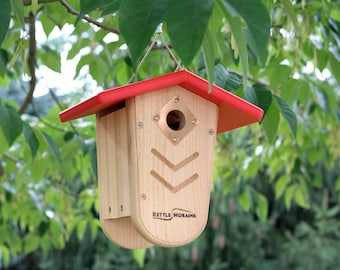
xmin=128 ymin=86 xmax=218 ymax=247
xmin=96 ymin=107 xmax=152 ymax=249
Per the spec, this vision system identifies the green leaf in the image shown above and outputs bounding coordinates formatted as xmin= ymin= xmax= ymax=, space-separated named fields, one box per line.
xmin=280 ymin=0 xmax=300 ymax=37
xmin=335 ymin=177 xmax=340 ymax=191
xmin=306 ymin=147 xmax=324 ymax=165
xmin=24 ymin=234 xmax=40 ymax=254
xmin=294 ymin=184 xmax=310 ymax=209
xmin=214 ymin=65 xmax=243 ymax=92
xmin=8 ymin=43 xmax=23 ymax=69
xmin=245 ymin=86 xmax=257 ymax=105
xmin=0 ymin=245 xmax=10 ymax=267
xmin=245 ymin=84 xmax=272 ymax=117
xmin=76 ymin=0 xmax=114 ymax=24
xmin=23 ymin=123 xmax=39 ymax=160
xmin=10 ymin=0 xmax=25 ymax=28
xmin=0 ymin=128 xmax=8 ymax=156
xmin=268 ymin=64 xmax=292 ymax=88
xmin=284 ymin=184 xmax=295 ymax=210
xmin=315 ymin=87 xmax=330 ymax=114
xmin=274 ymin=95 xmax=297 ymax=138
xmin=119 ymin=0 xmax=169 ymax=66
xmin=89 ymin=56 xmax=107 ymax=84
xmin=75 ymin=54 xmax=93 ymax=78
xmin=133 ymin=249 xmax=146 ymax=268
xmin=67 ymin=38 xmax=90 ymax=60
xmin=222 ymin=0 xmax=270 ymax=66
xmin=39 ymin=45 xmax=61 ymax=73
xmin=254 ymin=85 xmax=273 ymax=114
xmin=218 ymin=0 xmax=248 ymax=91
xmin=329 ymin=52 xmax=340 ymax=85
xmin=89 ymin=219 xmax=100 ymax=241
xmin=0 ymin=49 xmax=9 ymax=76
xmin=63 ymin=131 xmax=75 ymax=142
xmin=31 ymin=0 xmax=38 ymax=15
xmin=77 ymin=220 xmax=88 ymax=240
xmin=238 ymin=187 xmax=252 ymax=212
xmin=89 ymin=142 xmax=97 ymax=176
xmin=261 ymin=101 xmax=280 ymax=143
xmin=0 ymin=104 xmax=23 ymax=146
xmin=101 ymin=0 xmax=121 ymax=17
xmin=165 ymin=0 xmax=214 ymax=66
xmin=202 ymin=27 xmax=215 ymax=92
xmin=275 ymin=175 xmax=290 ymax=199
xmin=256 ymin=193 xmax=268 ymax=222
xmin=42 ymin=131 xmax=62 ymax=165
xmin=0 ymin=0 xmax=11 ymax=47
xmin=39 ymin=12 xmax=57 ymax=37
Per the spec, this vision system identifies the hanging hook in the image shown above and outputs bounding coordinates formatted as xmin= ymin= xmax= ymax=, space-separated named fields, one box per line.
xmin=128 ymin=23 xmax=182 ymax=84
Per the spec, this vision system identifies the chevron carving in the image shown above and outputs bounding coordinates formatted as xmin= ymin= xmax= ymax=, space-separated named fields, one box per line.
xmin=150 ymin=148 xmax=199 ymax=193
xmin=151 ymin=148 xmax=199 ymax=171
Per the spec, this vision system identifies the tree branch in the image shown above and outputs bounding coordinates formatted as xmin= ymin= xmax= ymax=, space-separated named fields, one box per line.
xmin=23 ymin=0 xmax=58 ymax=5
xmin=232 ymin=70 xmax=270 ymax=88
xmin=19 ymin=12 xmax=37 ymax=115
xmin=48 ymin=88 xmax=79 ymax=135
xmin=25 ymin=0 xmax=121 ymax=34
xmin=29 ymin=97 xmax=68 ymax=132
xmin=59 ymin=0 xmax=120 ymax=35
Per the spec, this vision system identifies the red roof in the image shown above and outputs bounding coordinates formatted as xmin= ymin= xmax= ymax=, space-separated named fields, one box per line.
xmin=59 ymin=70 xmax=263 ymax=133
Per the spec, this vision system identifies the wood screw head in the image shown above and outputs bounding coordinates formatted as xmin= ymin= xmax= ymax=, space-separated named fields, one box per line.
xmin=154 ymin=115 xmax=160 ymax=121
xmin=137 ymin=122 xmax=143 ymax=128
xmin=140 ymin=193 xmax=147 ymax=200
xmin=172 ymin=137 xmax=179 ymax=143
xmin=208 ymin=129 xmax=214 ymax=135
xmin=174 ymin=97 xmax=180 ymax=103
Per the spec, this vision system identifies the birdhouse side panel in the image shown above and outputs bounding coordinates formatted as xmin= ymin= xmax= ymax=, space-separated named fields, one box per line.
xmin=128 ymin=86 xmax=219 ymax=247
xmin=96 ymin=107 xmax=153 ymax=249
xmin=96 ymin=107 xmax=131 ymax=220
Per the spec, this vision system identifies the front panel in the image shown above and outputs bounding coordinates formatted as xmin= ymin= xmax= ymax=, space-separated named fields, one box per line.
xmin=129 ymin=86 xmax=218 ymax=247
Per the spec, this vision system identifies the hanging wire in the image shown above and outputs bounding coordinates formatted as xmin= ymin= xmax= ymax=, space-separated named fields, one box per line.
xmin=127 ymin=34 xmax=158 ymax=84
xmin=128 ymin=23 xmax=182 ymax=84
xmin=160 ymin=33 xmax=182 ymax=70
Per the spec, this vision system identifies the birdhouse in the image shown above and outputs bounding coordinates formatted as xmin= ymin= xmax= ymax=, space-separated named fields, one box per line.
xmin=59 ymin=70 xmax=263 ymax=249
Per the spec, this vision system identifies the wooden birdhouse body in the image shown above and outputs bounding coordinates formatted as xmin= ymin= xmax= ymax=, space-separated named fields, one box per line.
xmin=60 ymin=70 xmax=264 ymax=249
xmin=96 ymin=85 xmax=218 ymax=247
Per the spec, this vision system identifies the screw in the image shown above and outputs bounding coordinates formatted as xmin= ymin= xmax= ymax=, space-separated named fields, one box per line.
xmin=208 ymin=129 xmax=214 ymax=135
xmin=154 ymin=115 xmax=160 ymax=121
xmin=137 ymin=122 xmax=143 ymax=128
xmin=172 ymin=137 xmax=179 ymax=143
xmin=191 ymin=119 xmax=197 ymax=125
xmin=140 ymin=194 xmax=147 ymax=200
xmin=174 ymin=97 xmax=180 ymax=103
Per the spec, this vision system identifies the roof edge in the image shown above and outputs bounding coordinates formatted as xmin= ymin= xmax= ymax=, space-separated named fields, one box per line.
xmin=59 ymin=70 xmax=264 ymax=133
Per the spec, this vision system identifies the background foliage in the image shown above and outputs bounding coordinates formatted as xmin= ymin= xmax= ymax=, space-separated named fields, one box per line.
xmin=0 ymin=0 xmax=339 ymax=269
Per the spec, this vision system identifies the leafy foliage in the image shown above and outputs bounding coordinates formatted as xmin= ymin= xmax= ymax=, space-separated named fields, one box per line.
xmin=119 ymin=0 xmax=169 ymax=65
xmin=0 ymin=0 xmax=11 ymax=47
xmin=0 ymin=0 xmax=339 ymax=268
xmin=222 ymin=0 xmax=270 ymax=66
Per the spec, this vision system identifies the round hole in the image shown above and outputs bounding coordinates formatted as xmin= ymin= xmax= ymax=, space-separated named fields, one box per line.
xmin=166 ymin=110 xmax=185 ymax=130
